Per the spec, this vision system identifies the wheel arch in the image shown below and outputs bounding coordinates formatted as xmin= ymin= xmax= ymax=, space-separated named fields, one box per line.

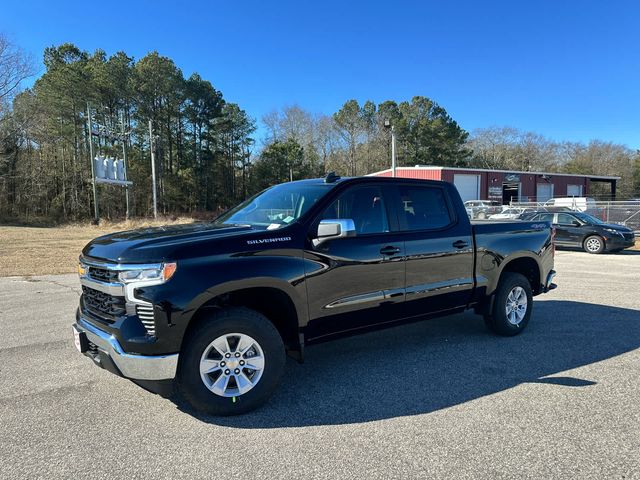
xmin=582 ymin=232 xmax=605 ymax=248
xmin=497 ymin=255 xmax=542 ymax=295
xmin=181 ymin=279 xmax=305 ymax=358
xmin=474 ymin=252 xmax=542 ymax=318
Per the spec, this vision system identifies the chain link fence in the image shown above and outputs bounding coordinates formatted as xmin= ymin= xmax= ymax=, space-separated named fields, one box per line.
xmin=510 ymin=200 xmax=640 ymax=232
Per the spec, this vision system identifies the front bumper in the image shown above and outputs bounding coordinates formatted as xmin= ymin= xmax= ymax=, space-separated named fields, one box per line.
xmin=605 ymin=235 xmax=636 ymax=250
xmin=73 ymin=316 xmax=179 ymax=381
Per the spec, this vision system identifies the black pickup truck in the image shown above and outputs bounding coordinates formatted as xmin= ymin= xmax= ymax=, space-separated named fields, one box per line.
xmin=73 ymin=174 xmax=556 ymax=415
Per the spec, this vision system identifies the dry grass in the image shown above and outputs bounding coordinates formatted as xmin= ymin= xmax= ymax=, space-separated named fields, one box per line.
xmin=0 ymin=219 xmax=638 ymax=277
xmin=0 ymin=217 xmax=196 ymax=277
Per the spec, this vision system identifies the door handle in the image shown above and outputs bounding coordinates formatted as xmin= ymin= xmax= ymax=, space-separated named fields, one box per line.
xmin=380 ymin=245 xmax=401 ymax=255
xmin=452 ymin=240 xmax=469 ymax=249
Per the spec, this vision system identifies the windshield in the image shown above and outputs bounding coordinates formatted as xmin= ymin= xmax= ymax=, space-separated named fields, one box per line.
xmin=215 ymin=182 xmax=332 ymax=229
xmin=573 ymin=212 xmax=604 ymax=224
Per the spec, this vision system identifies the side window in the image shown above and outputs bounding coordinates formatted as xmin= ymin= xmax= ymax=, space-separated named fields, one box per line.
xmin=557 ymin=213 xmax=575 ymax=225
xmin=536 ymin=213 xmax=554 ymax=222
xmin=397 ymin=185 xmax=453 ymax=231
xmin=320 ymin=186 xmax=390 ymax=235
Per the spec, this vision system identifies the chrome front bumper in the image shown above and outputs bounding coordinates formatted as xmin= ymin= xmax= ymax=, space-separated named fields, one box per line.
xmin=73 ymin=317 xmax=178 ymax=381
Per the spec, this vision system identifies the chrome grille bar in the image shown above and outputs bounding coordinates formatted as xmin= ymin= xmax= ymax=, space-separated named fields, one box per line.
xmin=136 ymin=304 xmax=156 ymax=336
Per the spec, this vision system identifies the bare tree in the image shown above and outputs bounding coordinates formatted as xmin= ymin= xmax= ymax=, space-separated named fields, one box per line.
xmin=0 ymin=33 xmax=35 ymax=112
xmin=261 ymin=109 xmax=281 ymax=144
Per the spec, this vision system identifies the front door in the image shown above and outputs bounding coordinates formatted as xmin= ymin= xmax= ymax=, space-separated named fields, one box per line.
xmin=303 ymin=185 xmax=406 ymax=341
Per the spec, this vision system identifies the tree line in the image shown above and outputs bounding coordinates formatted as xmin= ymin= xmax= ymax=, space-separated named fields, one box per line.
xmin=1 ymin=36 xmax=639 ymax=223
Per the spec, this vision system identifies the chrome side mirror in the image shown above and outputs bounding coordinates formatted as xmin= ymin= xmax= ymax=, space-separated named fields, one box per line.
xmin=313 ymin=219 xmax=356 ymax=247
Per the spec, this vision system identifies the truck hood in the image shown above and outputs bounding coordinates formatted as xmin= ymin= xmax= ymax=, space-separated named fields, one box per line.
xmin=82 ymin=222 xmax=255 ymax=263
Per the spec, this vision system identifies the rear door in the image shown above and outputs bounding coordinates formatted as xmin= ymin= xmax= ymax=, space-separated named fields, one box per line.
xmin=391 ymin=183 xmax=475 ymax=317
xmin=303 ymin=184 xmax=406 ymax=340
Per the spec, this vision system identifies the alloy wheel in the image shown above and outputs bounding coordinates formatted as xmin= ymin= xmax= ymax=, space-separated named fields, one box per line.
xmin=199 ymin=333 xmax=265 ymax=397
xmin=585 ymin=237 xmax=602 ymax=253
xmin=505 ymin=286 xmax=528 ymax=325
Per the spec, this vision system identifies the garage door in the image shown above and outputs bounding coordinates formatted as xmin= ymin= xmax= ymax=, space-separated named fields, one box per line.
xmin=567 ymin=184 xmax=583 ymax=197
xmin=536 ymin=183 xmax=554 ymax=202
xmin=453 ymin=174 xmax=480 ymax=202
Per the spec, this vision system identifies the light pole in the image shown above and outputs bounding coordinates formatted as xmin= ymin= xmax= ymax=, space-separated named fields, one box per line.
xmin=87 ymin=103 xmax=99 ymax=222
xmin=120 ymin=111 xmax=130 ymax=219
xmin=149 ymin=120 xmax=158 ymax=219
xmin=384 ymin=119 xmax=397 ymax=177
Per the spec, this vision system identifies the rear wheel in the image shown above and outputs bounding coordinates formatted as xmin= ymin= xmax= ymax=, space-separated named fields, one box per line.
xmin=583 ymin=235 xmax=605 ymax=254
xmin=477 ymin=211 xmax=487 ymax=220
xmin=484 ymin=272 xmax=533 ymax=336
xmin=177 ymin=307 xmax=286 ymax=415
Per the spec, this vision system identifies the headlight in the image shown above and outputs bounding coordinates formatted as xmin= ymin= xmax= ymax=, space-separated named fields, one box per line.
xmin=118 ymin=263 xmax=177 ymax=284
xmin=603 ymin=228 xmax=622 ymax=236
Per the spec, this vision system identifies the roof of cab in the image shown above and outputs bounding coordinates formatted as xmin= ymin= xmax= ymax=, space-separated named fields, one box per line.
xmin=289 ymin=175 xmax=447 ymax=187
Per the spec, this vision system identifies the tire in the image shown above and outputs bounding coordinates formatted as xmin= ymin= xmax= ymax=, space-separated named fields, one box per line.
xmin=583 ymin=235 xmax=605 ymax=254
xmin=177 ymin=307 xmax=286 ymax=416
xmin=477 ymin=211 xmax=487 ymax=220
xmin=484 ymin=272 xmax=533 ymax=336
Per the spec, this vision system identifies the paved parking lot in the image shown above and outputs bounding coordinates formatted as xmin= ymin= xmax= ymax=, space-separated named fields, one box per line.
xmin=1 ymin=250 xmax=638 ymax=479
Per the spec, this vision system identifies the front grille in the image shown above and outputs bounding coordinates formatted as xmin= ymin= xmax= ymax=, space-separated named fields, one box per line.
xmin=623 ymin=232 xmax=635 ymax=241
xmin=88 ymin=266 xmax=119 ymax=283
xmin=136 ymin=304 xmax=156 ymax=336
xmin=82 ymin=285 xmax=126 ymax=321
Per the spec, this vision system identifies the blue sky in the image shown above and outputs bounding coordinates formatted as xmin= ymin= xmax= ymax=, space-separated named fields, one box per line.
xmin=2 ymin=0 xmax=639 ymax=148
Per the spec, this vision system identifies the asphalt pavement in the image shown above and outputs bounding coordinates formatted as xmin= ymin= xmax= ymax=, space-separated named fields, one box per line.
xmin=0 ymin=250 xmax=638 ymax=479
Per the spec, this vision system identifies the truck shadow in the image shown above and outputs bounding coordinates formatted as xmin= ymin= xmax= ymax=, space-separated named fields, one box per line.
xmin=175 ymin=300 xmax=639 ymax=427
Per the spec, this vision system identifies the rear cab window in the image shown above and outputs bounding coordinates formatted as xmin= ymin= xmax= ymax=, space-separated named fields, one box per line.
xmin=395 ymin=185 xmax=454 ymax=231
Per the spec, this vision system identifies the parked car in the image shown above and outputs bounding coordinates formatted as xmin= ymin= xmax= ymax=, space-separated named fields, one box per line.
xmin=518 ymin=207 xmax=571 ymax=220
xmin=526 ymin=210 xmax=635 ymax=254
xmin=489 ymin=207 xmax=536 ymax=220
xmin=464 ymin=200 xmax=503 ymax=219
xmin=73 ymin=175 xmax=556 ymax=415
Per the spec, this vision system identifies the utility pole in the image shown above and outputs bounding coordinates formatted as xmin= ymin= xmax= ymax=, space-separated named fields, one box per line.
xmin=391 ymin=125 xmax=397 ymax=178
xmin=149 ymin=120 xmax=158 ymax=219
xmin=384 ymin=119 xmax=397 ymax=177
xmin=120 ymin=111 xmax=130 ymax=219
xmin=87 ymin=103 xmax=99 ymax=222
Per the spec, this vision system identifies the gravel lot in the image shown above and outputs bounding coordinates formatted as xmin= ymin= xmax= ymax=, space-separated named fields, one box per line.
xmin=0 ymin=250 xmax=638 ymax=479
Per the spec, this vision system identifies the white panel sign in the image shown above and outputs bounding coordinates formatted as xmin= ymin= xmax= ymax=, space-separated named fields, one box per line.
xmin=93 ymin=156 xmax=132 ymax=186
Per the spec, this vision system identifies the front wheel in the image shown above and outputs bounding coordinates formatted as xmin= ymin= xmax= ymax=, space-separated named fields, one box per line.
xmin=484 ymin=272 xmax=533 ymax=336
xmin=583 ymin=235 xmax=605 ymax=254
xmin=177 ymin=307 xmax=286 ymax=415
